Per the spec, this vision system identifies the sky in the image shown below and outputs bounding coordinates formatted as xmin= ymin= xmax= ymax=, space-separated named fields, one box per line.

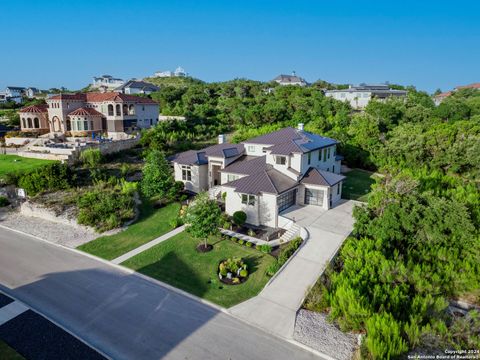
xmin=1 ymin=0 xmax=479 ymax=93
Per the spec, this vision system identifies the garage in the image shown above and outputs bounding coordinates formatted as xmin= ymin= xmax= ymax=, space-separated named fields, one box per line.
xmin=304 ymin=188 xmax=325 ymax=206
xmin=277 ymin=188 xmax=297 ymax=212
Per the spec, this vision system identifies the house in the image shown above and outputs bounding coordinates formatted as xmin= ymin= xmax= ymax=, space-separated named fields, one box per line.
xmin=170 ymin=124 xmax=345 ymax=228
xmin=433 ymin=91 xmax=452 ymax=106
xmin=0 ymin=86 xmax=26 ymax=104
xmin=92 ymin=75 xmax=125 ymax=90
xmin=154 ymin=66 xmax=187 ymax=78
xmin=25 ymin=87 xmax=41 ymax=98
xmin=325 ymin=84 xmax=407 ymax=109
xmin=455 ymin=82 xmax=480 ymax=91
xmin=19 ymin=92 xmax=159 ymax=139
xmin=115 ymin=80 xmax=159 ymax=95
xmin=273 ymin=72 xmax=308 ymax=87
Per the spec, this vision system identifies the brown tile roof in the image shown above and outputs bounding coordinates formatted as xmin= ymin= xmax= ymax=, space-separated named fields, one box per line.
xmin=48 ymin=92 xmax=157 ymax=104
xmin=68 ymin=107 xmax=103 ymax=116
xmin=18 ymin=104 xmax=48 ymax=113
xmin=434 ymin=91 xmax=452 ymax=98
xmin=300 ymin=167 xmax=345 ymax=187
xmin=455 ymin=83 xmax=480 ymax=90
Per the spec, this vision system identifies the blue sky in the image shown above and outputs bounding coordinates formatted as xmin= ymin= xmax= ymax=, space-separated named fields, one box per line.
xmin=1 ymin=0 xmax=479 ymax=93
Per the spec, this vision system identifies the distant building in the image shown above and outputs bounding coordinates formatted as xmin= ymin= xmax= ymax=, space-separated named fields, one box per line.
xmin=19 ymin=92 xmax=159 ymax=139
xmin=154 ymin=66 xmax=187 ymax=78
xmin=92 ymin=75 xmax=125 ymax=90
xmin=272 ymin=72 xmax=308 ymax=87
xmin=432 ymin=82 xmax=480 ymax=106
xmin=115 ymin=80 xmax=159 ymax=95
xmin=25 ymin=87 xmax=41 ymax=98
xmin=325 ymin=84 xmax=407 ymax=109
xmin=0 ymin=86 xmax=26 ymax=104
xmin=455 ymin=82 xmax=480 ymax=91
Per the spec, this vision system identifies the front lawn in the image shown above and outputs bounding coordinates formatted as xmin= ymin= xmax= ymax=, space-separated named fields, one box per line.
xmin=342 ymin=169 xmax=376 ymax=202
xmin=78 ymin=201 xmax=181 ymax=260
xmin=122 ymin=232 xmax=276 ymax=308
xmin=0 ymin=340 xmax=24 ymax=360
xmin=0 ymin=154 xmax=54 ymax=180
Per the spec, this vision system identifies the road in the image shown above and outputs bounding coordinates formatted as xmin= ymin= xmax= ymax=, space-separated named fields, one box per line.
xmin=0 ymin=227 xmax=321 ymax=360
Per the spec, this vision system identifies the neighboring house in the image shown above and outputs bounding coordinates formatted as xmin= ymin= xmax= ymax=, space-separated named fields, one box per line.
xmin=25 ymin=87 xmax=41 ymax=98
xmin=92 ymin=75 xmax=125 ymax=90
xmin=455 ymin=82 xmax=480 ymax=91
xmin=433 ymin=91 xmax=452 ymax=106
xmin=115 ymin=80 xmax=159 ymax=95
xmin=1 ymin=86 xmax=26 ymax=104
xmin=19 ymin=92 xmax=159 ymax=139
xmin=325 ymin=84 xmax=407 ymax=109
xmin=272 ymin=72 xmax=308 ymax=87
xmin=154 ymin=66 xmax=187 ymax=78
xmin=170 ymin=124 xmax=345 ymax=228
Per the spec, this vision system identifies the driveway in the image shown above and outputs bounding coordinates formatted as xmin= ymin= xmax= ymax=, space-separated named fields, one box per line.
xmin=0 ymin=227 xmax=320 ymax=360
xmin=229 ymin=200 xmax=357 ymax=339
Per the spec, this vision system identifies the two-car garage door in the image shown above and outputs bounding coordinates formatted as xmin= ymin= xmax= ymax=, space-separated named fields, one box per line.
xmin=304 ymin=188 xmax=325 ymax=206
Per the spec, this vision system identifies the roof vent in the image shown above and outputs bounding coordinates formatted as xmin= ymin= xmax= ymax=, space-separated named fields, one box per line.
xmin=297 ymin=123 xmax=304 ymax=131
xmin=218 ymin=134 xmax=226 ymax=144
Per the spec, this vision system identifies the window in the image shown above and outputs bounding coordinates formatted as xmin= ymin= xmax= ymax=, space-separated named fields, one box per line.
xmin=337 ymin=183 xmax=341 ymax=195
xmin=241 ymin=194 xmax=255 ymax=206
xmin=181 ymin=165 xmax=191 ymax=181
xmin=277 ymin=189 xmax=296 ymax=212
xmin=247 ymin=145 xmax=255 ymax=152
xmin=90 ymin=121 xmax=94 ymax=130
xmin=84 ymin=121 xmax=88 ymax=130
xmin=307 ymin=152 xmax=311 ymax=165
xmin=275 ymin=156 xmax=286 ymax=165
xmin=323 ymin=148 xmax=327 ymax=162
xmin=333 ymin=147 xmax=336 ymax=157
xmin=22 ymin=118 xmax=26 ymax=128
xmin=327 ymin=147 xmax=331 ymax=159
xmin=318 ymin=150 xmax=321 ymax=161
xmin=332 ymin=165 xmax=335 ymax=173
xmin=27 ymin=118 xmax=32 ymax=128
xmin=116 ymin=104 xmax=121 ymax=116
xmin=227 ymin=174 xmax=238 ymax=182
xmin=33 ymin=118 xmax=39 ymax=128
xmin=108 ymin=104 xmax=114 ymax=116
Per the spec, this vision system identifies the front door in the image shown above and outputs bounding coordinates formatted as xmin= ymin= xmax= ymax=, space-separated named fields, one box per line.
xmin=304 ymin=188 xmax=324 ymax=206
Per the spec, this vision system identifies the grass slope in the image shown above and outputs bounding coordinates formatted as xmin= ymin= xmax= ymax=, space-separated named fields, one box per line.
xmin=78 ymin=201 xmax=181 ymax=260
xmin=342 ymin=169 xmax=376 ymax=202
xmin=0 ymin=155 xmax=54 ymax=179
xmin=0 ymin=340 xmax=25 ymax=360
xmin=122 ymin=232 xmax=276 ymax=308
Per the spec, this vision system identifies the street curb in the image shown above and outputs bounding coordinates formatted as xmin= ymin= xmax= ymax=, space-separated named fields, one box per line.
xmin=0 ymin=288 xmax=113 ymax=360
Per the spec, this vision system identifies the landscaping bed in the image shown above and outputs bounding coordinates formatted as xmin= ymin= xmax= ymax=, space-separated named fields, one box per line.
xmin=122 ymin=231 xmax=276 ymax=308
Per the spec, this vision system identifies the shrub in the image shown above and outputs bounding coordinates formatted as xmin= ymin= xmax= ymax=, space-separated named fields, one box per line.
xmin=232 ymin=211 xmax=247 ymax=227
xmin=232 ymin=277 xmax=240 ymax=284
xmin=266 ymin=262 xmax=281 ymax=277
xmin=266 ymin=237 xmax=302 ymax=276
xmin=259 ymin=244 xmax=272 ymax=253
xmin=0 ymin=196 xmax=10 ymax=207
xmin=18 ymin=163 xmax=74 ymax=196
xmin=364 ymin=313 xmax=408 ymax=359
xmin=219 ymin=258 xmax=248 ymax=282
xmin=77 ymin=181 xmax=136 ymax=232
xmin=246 ymin=241 xmax=253 ymax=247
xmin=80 ymin=148 xmax=102 ymax=168
xmin=238 ymin=239 xmax=245 ymax=245
xmin=170 ymin=217 xmax=183 ymax=228
xmin=247 ymin=228 xmax=256 ymax=237
xmin=239 ymin=269 xmax=248 ymax=277
xmin=222 ymin=221 xmax=230 ymax=229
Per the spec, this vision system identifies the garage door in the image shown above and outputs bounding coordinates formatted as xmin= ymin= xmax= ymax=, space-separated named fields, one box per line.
xmin=277 ymin=189 xmax=297 ymax=212
xmin=304 ymin=188 xmax=324 ymax=206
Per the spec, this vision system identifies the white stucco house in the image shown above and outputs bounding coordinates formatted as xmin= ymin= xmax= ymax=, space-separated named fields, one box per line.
xmin=272 ymin=72 xmax=308 ymax=87
xmin=92 ymin=75 xmax=125 ymax=90
xmin=154 ymin=66 xmax=187 ymax=78
xmin=170 ymin=124 xmax=345 ymax=228
xmin=115 ymin=80 xmax=159 ymax=95
xmin=325 ymin=84 xmax=407 ymax=109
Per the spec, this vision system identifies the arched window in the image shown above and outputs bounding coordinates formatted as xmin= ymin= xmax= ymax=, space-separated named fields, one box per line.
xmin=90 ymin=120 xmax=94 ymax=130
xmin=108 ymin=104 xmax=114 ymax=116
xmin=123 ymin=104 xmax=128 ymax=115
xmin=129 ymin=104 xmax=135 ymax=115
xmin=22 ymin=118 xmax=26 ymax=128
xmin=115 ymin=104 xmax=121 ymax=116
xmin=84 ymin=120 xmax=88 ymax=130
xmin=66 ymin=119 xmax=71 ymax=131
xmin=33 ymin=117 xmax=39 ymax=128
xmin=27 ymin=118 xmax=32 ymax=128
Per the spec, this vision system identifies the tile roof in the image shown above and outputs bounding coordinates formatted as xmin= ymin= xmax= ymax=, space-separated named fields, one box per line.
xmin=68 ymin=107 xmax=103 ymax=116
xmin=18 ymin=104 xmax=48 ymax=113
xmin=455 ymin=83 xmax=480 ymax=90
xmin=169 ymin=143 xmax=245 ymax=165
xmin=300 ymin=167 xmax=345 ymax=187
xmin=47 ymin=92 xmax=157 ymax=104
xmin=223 ymin=166 xmax=298 ymax=195
xmin=434 ymin=91 xmax=452 ymax=98
xmin=244 ymin=127 xmax=337 ymax=154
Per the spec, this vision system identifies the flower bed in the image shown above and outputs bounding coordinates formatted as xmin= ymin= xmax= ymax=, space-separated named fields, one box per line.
xmin=218 ymin=257 xmax=249 ymax=285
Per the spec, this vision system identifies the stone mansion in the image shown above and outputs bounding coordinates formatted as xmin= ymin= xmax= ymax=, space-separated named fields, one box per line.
xmin=19 ymin=92 xmax=159 ymax=139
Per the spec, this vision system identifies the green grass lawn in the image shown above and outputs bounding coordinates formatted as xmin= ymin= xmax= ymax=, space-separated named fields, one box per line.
xmin=0 ymin=340 xmax=24 ymax=360
xmin=122 ymin=232 xmax=276 ymax=308
xmin=342 ymin=169 xmax=377 ymax=202
xmin=78 ymin=201 xmax=181 ymax=260
xmin=0 ymin=154 xmax=54 ymax=179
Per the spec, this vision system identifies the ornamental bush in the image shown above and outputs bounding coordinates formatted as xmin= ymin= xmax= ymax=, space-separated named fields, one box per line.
xmin=232 ymin=211 xmax=247 ymax=227
xmin=18 ymin=162 xmax=74 ymax=196
xmin=245 ymin=241 xmax=253 ymax=247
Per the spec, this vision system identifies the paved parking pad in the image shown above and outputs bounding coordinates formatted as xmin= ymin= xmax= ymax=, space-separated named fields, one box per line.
xmin=0 ymin=294 xmax=105 ymax=360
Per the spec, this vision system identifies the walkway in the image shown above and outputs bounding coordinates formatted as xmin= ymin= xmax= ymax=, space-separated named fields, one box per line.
xmin=229 ymin=200 xmax=356 ymax=339
xmin=111 ymin=225 xmax=185 ymax=264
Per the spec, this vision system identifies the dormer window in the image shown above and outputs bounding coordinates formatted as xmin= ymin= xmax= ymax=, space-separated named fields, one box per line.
xmin=247 ymin=145 xmax=255 ymax=152
xmin=275 ymin=156 xmax=286 ymax=165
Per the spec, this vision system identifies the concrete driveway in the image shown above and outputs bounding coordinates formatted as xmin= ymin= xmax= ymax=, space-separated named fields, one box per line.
xmin=229 ymin=200 xmax=357 ymax=339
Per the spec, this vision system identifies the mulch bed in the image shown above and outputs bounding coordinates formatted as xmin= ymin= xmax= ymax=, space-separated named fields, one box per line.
xmin=196 ymin=243 xmax=213 ymax=253
xmin=219 ymin=275 xmax=248 ymax=286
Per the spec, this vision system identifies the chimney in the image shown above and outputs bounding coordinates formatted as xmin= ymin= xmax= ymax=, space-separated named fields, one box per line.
xmin=218 ymin=134 xmax=226 ymax=144
xmin=297 ymin=123 xmax=304 ymax=131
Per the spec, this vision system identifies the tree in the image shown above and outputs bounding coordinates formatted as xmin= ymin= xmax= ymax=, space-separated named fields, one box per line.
xmin=182 ymin=192 xmax=221 ymax=251
xmin=140 ymin=149 xmax=177 ymax=199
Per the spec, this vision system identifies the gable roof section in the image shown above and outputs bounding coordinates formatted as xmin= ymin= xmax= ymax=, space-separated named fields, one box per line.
xmin=169 ymin=143 xmax=245 ymax=165
xmin=223 ymin=166 xmax=297 ymax=195
xmin=48 ymin=92 xmax=157 ymax=104
xmin=220 ymin=155 xmax=268 ymax=175
xmin=116 ymin=80 xmax=159 ymax=92
xmin=19 ymin=104 xmax=48 ymax=113
xmin=244 ymin=127 xmax=337 ymax=155
xmin=300 ymin=167 xmax=345 ymax=187
xmin=273 ymin=74 xmax=306 ymax=84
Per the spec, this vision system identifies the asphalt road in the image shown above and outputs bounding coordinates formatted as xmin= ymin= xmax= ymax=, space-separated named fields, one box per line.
xmin=0 ymin=227 xmax=321 ymax=360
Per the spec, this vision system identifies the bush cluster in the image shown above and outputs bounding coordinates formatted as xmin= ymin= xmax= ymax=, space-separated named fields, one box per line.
xmin=266 ymin=237 xmax=302 ymax=276
xmin=18 ymin=163 xmax=74 ymax=196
